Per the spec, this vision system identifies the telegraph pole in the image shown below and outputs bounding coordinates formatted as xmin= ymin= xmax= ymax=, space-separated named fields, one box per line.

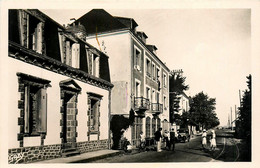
xmin=231 ymin=107 xmax=233 ymax=130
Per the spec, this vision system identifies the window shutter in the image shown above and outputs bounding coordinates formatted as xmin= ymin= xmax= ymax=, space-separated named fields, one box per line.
xmin=36 ymin=22 xmax=43 ymax=54
xmin=36 ymin=88 xmax=47 ymax=133
xmin=65 ymin=40 xmax=71 ymax=66
xmin=24 ymin=86 xmax=30 ymax=133
xmin=72 ymin=43 xmax=80 ymax=68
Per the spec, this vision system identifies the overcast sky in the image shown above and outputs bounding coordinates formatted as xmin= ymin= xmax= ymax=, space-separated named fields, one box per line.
xmin=41 ymin=9 xmax=251 ymax=126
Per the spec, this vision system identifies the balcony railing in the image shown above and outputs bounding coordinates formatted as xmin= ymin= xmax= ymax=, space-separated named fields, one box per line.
xmin=151 ymin=103 xmax=163 ymax=114
xmin=134 ymin=97 xmax=150 ymax=110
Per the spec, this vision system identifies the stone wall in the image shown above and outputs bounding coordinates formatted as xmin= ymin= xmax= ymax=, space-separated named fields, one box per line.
xmin=77 ymin=139 xmax=108 ymax=153
xmin=8 ymin=144 xmax=61 ymax=164
xmin=8 ymin=139 xmax=109 ymax=164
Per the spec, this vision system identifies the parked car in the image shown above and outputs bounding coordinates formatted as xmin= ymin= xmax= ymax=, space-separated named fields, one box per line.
xmin=177 ymin=129 xmax=190 ymax=143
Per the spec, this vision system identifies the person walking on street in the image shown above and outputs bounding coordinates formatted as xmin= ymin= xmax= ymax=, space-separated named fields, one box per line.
xmin=154 ymin=128 xmax=162 ymax=152
xmin=139 ymin=131 xmax=146 ymax=151
xmin=202 ymin=129 xmax=207 ymax=150
xmin=210 ymin=130 xmax=217 ymax=151
xmin=169 ymin=128 xmax=176 ymax=151
xmin=163 ymin=130 xmax=170 ymax=150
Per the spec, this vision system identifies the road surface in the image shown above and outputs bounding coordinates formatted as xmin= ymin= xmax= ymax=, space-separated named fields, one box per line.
xmin=85 ymin=129 xmax=241 ymax=163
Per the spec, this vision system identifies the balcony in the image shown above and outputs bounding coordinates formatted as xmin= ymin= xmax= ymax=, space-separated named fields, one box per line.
xmin=151 ymin=103 xmax=163 ymax=115
xmin=134 ymin=97 xmax=150 ymax=111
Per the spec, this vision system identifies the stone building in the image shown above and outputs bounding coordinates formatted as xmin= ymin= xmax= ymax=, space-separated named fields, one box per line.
xmin=8 ymin=9 xmax=113 ymax=163
xmin=72 ymin=9 xmax=171 ymax=148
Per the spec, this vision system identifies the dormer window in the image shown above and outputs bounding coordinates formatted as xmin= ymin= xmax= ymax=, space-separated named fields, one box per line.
xmin=92 ymin=53 xmax=99 ymax=77
xmin=58 ymin=33 xmax=80 ymax=68
xmin=86 ymin=49 xmax=100 ymax=77
xmin=18 ymin=10 xmax=44 ymax=54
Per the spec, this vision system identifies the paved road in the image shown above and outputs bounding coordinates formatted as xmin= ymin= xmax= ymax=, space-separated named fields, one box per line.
xmin=86 ymin=129 xmax=240 ymax=163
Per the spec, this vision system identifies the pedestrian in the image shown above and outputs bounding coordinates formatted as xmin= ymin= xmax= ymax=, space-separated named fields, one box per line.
xmin=154 ymin=127 xmax=162 ymax=152
xmin=202 ymin=129 xmax=207 ymax=149
xmin=210 ymin=130 xmax=217 ymax=151
xmin=163 ymin=130 xmax=170 ymax=150
xmin=169 ymin=128 xmax=176 ymax=151
xmin=139 ymin=131 xmax=146 ymax=151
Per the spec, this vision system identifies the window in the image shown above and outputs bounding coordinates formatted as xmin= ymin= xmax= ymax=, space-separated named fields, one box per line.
xmin=24 ymin=85 xmax=47 ymax=135
xmin=146 ymin=58 xmax=151 ymax=77
xmin=156 ymin=92 xmax=160 ymax=103
xmin=156 ymin=67 xmax=160 ymax=81
xmin=163 ymin=73 xmax=167 ymax=88
xmin=86 ymin=50 xmax=100 ymax=77
xmin=87 ymin=93 xmax=102 ymax=134
xmin=134 ymin=47 xmax=141 ymax=71
xmin=135 ymin=80 xmax=140 ymax=97
xmin=164 ymin=96 xmax=167 ymax=110
xmin=146 ymin=117 xmax=151 ymax=138
xmin=17 ymin=73 xmax=51 ymax=137
xmin=89 ymin=99 xmax=99 ymax=132
xmin=152 ymin=118 xmax=156 ymax=137
xmin=92 ymin=53 xmax=99 ymax=77
xmin=151 ymin=63 xmax=155 ymax=80
xmin=18 ymin=10 xmax=43 ymax=54
xmin=146 ymin=87 xmax=150 ymax=100
xmin=151 ymin=90 xmax=155 ymax=103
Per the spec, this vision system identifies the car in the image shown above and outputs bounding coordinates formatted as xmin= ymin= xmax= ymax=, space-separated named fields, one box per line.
xmin=177 ymin=129 xmax=190 ymax=143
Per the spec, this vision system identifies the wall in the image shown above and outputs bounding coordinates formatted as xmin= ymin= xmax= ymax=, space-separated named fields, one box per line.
xmin=7 ymin=57 xmax=110 ymax=149
xmin=87 ymin=32 xmax=132 ymax=116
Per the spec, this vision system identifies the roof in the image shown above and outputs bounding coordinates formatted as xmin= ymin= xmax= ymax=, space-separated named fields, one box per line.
xmin=73 ymin=9 xmax=128 ymax=35
xmin=73 ymin=9 xmax=170 ymax=72
xmin=114 ymin=16 xmax=138 ymax=30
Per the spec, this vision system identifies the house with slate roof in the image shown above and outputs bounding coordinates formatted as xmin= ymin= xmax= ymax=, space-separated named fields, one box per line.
xmin=72 ymin=9 xmax=171 ymax=148
xmin=7 ymin=9 xmax=113 ymax=163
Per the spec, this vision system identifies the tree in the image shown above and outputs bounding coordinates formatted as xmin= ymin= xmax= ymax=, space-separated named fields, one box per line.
xmin=189 ymin=92 xmax=219 ymax=129
xmin=169 ymin=73 xmax=189 ymax=123
xmin=236 ymin=74 xmax=251 ymax=160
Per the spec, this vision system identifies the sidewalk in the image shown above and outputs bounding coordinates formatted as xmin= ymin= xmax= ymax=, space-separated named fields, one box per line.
xmin=32 ymin=149 xmax=122 ymax=163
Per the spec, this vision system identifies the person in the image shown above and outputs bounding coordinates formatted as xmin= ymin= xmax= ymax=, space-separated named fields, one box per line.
xmin=210 ymin=130 xmax=217 ymax=151
xmin=154 ymin=127 xmax=162 ymax=152
xmin=139 ymin=131 xmax=146 ymax=151
xmin=202 ymin=129 xmax=207 ymax=149
xmin=163 ymin=130 xmax=170 ymax=150
xmin=169 ymin=128 xmax=176 ymax=151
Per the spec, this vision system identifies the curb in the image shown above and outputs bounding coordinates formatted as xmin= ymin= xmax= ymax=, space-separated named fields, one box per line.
xmin=70 ymin=151 xmax=123 ymax=163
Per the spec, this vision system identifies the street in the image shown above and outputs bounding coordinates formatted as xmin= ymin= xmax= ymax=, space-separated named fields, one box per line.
xmin=84 ymin=129 xmax=241 ymax=163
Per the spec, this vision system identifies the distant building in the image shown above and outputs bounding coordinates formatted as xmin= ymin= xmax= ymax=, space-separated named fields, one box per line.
xmin=177 ymin=92 xmax=190 ymax=116
xmin=72 ymin=9 xmax=171 ymax=147
xmin=8 ymin=9 xmax=113 ymax=163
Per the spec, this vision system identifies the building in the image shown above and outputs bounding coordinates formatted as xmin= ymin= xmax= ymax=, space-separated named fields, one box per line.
xmin=8 ymin=9 xmax=113 ymax=163
xmin=72 ymin=9 xmax=171 ymax=148
xmin=177 ymin=92 xmax=190 ymax=116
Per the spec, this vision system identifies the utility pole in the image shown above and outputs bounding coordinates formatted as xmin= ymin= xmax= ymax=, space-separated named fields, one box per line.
xmin=239 ymin=90 xmax=242 ymax=107
xmin=235 ymin=105 xmax=237 ymax=119
xmin=231 ymin=107 xmax=233 ymax=130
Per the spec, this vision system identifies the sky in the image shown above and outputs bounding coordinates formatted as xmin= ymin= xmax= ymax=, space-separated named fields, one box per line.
xmin=41 ymin=8 xmax=251 ymax=126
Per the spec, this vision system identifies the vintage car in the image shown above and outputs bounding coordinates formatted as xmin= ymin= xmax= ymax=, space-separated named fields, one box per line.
xmin=177 ymin=128 xmax=190 ymax=143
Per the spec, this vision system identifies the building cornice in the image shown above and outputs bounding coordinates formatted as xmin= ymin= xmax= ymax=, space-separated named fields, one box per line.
xmin=9 ymin=41 xmax=113 ymax=90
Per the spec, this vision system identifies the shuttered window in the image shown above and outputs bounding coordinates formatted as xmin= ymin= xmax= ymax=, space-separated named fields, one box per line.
xmin=24 ymin=85 xmax=47 ymax=135
xmin=17 ymin=73 xmax=50 ymax=138
xmin=87 ymin=92 xmax=102 ymax=135
xmin=18 ymin=10 xmax=43 ymax=54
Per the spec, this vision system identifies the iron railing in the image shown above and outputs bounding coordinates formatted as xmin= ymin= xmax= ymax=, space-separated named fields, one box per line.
xmin=151 ymin=103 xmax=163 ymax=113
xmin=134 ymin=97 xmax=150 ymax=110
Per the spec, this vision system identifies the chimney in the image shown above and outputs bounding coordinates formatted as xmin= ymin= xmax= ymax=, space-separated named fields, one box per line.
xmin=137 ymin=31 xmax=148 ymax=44
xmin=147 ymin=45 xmax=158 ymax=55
